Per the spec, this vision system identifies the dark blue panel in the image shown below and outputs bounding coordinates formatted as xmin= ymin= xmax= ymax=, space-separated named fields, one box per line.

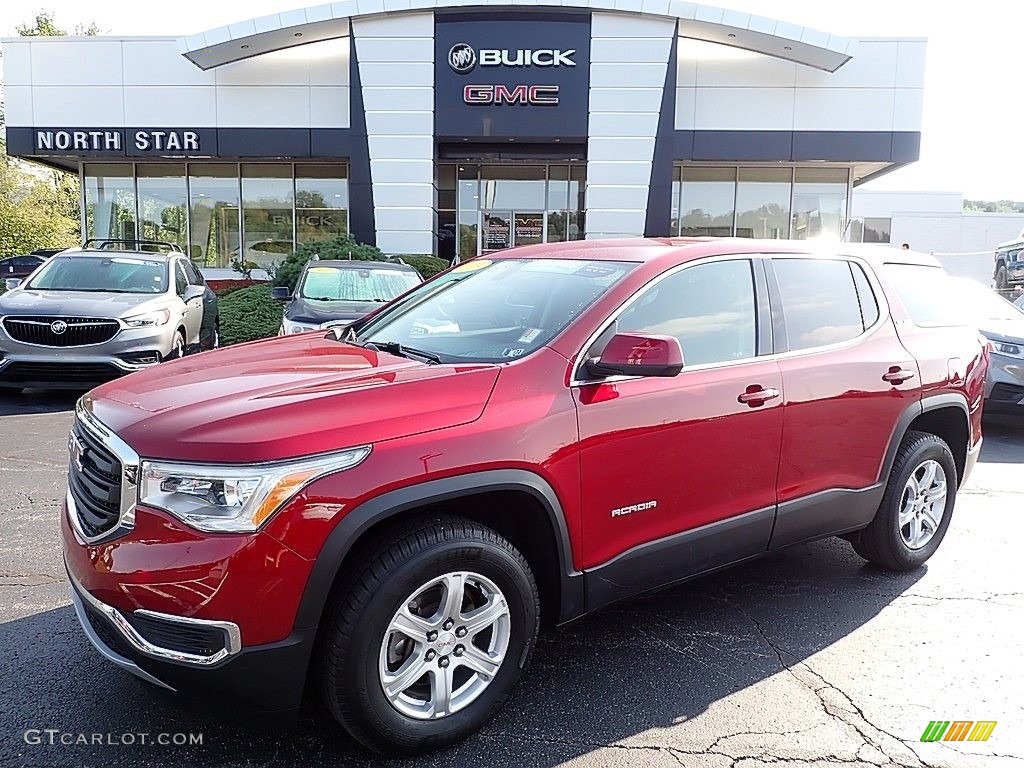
xmin=692 ymin=130 xmax=792 ymax=161
xmin=792 ymin=131 xmax=892 ymax=161
xmin=346 ymin=38 xmax=376 ymax=246
xmin=4 ymin=127 xmax=37 ymax=156
xmin=434 ymin=12 xmax=591 ymax=139
xmin=311 ymin=128 xmax=354 ymax=157
xmin=890 ymin=132 xmax=922 ymax=163
xmin=216 ymin=128 xmax=310 ymax=157
xmin=645 ymin=29 xmax=678 ymax=238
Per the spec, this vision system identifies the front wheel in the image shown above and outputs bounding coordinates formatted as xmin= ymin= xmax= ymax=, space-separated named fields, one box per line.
xmin=850 ymin=430 xmax=957 ymax=570
xmin=996 ymin=264 xmax=1009 ymax=292
xmin=163 ymin=330 xmax=185 ymax=362
xmin=319 ymin=516 xmax=540 ymax=754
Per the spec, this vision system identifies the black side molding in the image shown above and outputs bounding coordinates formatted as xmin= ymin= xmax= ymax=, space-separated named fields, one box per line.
xmin=768 ymin=483 xmax=885 ymax=550
xmin=583 ymin=506 xmax=774 ymax=613
xmin=293 ymin=469 xmax=583 ymax=630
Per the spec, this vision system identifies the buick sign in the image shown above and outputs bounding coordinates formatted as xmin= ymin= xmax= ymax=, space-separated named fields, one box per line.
xmin=448 ymin=43 xmax=477 ymax=73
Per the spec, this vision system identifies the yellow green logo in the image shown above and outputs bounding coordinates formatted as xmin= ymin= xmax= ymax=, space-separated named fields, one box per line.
xmin=921 ymin=721 xmax=997 ymax=742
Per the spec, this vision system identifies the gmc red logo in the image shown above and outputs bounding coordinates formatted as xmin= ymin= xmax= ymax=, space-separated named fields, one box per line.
xmin=463 ymin=84 xmax=559 ymax=106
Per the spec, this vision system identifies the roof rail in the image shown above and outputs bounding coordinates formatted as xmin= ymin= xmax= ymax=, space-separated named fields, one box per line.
xmin=82 ymin=238 xmax=184 ymax=254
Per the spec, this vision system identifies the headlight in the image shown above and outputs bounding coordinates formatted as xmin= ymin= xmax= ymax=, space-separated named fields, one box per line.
xmin=282 ymin=319 xmax=317 ymax=334
xmin=138 ymin=446 xmax=371 ymax=533
xmin=992 ymin=341 xmax=1024 ymax=358
xmin=123 ymin=309 xmax=171 ymax=328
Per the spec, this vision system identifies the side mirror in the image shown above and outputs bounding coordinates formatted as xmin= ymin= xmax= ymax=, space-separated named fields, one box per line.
xmin=271 ymin=286 xmax=291 ymax=301
xmin=4 ymin=278 xmax=21 ymax=291
xmin=584 ymin=333 xmax=684 ymax=379
xmin=184 ymin=285 xmax=205 ymax=301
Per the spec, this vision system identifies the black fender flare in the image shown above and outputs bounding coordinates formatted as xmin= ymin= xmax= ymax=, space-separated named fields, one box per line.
xmin=291 ymin=469 xmax=584 ymax=631
xmin=878 ymin=393 xmax=970 ymax=485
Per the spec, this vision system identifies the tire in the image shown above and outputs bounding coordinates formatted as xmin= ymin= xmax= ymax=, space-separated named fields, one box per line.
xmin=851 ymin=430 xmax=957 ymax=571
xmin=319 ymin=515 xmax=540 ymax=754
xmin=996 ymin=264 xmax=1009 ymax=292
xmin=164 ymin=330 xmax=185 ymax=361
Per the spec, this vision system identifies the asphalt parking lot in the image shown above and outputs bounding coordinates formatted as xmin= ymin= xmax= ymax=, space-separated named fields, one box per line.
xmin=1 ymin=390 xmax=1022 ymax=768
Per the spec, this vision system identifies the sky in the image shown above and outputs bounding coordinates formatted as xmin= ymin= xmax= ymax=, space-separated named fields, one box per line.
xmin=1 ymin=0 xmax=1022 ymax=200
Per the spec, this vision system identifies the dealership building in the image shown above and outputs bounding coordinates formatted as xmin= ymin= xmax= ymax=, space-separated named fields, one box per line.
xmin=1 ymin=2 xmax=925 ymax=266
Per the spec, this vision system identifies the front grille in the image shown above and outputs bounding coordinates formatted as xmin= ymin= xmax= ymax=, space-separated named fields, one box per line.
xmin=0 ymin=361 xmax=123 ymax=385
xmin=83 ymin=602 xmax=135 ymax=659
xmin=126 ymin=613 xmax=228 ymax=658
xmin=3 ymin=316 xmax=119 ymax=347
xmin=69 ymin=421 xmax=123 ymax=538
xmin=990 ymin=382 xmax=1024 ymax=403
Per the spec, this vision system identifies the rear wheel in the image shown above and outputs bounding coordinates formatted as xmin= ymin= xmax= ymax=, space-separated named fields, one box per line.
xmin=996 ymin=264 xmax=1009 ymax=292
xmin=851 ymin=430 xmax=957 ymax=570
xmin=319 ymin=516 xmax=539 ymax=754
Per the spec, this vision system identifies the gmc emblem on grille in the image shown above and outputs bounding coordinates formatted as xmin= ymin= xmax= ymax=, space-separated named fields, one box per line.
xmin=50 ymin=320 xmax=68 ymax=334
xmin=68 ymin=432 xmax=84 ymax=473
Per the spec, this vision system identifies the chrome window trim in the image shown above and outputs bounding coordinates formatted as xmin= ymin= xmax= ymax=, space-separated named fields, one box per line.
xmin=68 ymin=399 xmax=140 ymax=544
xmin=68 ymin=566 xmax=241 ymax=667
xmin=569 ymin=251 xmax=891 ymax=387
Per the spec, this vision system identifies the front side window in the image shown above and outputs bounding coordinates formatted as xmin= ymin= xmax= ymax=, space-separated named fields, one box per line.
xmin=300 ymin=266 xmax=420 ymax=303
xmin=773 ymin=258 xmax=874 ymax=351
xmin=174 ymin=262 xmax=189 ymax=295
xmin=28 ymin=256 xmax=167 ymax=294
xmin=354 ymin=258 xmax=637 ymax=363
xmin=589 ymin=259 xmax=757 ymax=367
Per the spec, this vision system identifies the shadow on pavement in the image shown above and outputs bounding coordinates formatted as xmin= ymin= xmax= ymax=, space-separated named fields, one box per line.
xmin=0 ymin=390 xmax=81 ymax=417
xmin=0 ymin=538 xmax=924 ymax=768
xmin=979 ymin=415 xmax=1024 ymax=463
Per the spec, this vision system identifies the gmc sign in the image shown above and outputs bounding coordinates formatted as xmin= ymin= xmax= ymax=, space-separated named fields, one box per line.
xmin=463 ymin=84 xmax=560 ymax=106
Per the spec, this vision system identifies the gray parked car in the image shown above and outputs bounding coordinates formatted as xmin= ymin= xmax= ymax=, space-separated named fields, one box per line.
xmin=953 ymin=278 xmax=1024 ymax=415
xmin=0 ymin=240 xmax=218 ymax=391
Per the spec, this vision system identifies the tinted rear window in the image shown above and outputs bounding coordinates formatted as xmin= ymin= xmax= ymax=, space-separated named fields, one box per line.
xmin=773 ymin=258 xmax=876 ymax=351
xmin=882 ymin=264 xmax=967 ymax=327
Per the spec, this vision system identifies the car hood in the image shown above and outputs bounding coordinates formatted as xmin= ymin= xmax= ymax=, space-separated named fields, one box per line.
xmin=87 ymin=333 xmax=501 ymax=463
xmin=978 ymin=318 xmax=1024 ymax=345
xmin=0 ymin=289 xmax=168 ymax=317
xmin=285 ymin=296 xmax=382 ymax=326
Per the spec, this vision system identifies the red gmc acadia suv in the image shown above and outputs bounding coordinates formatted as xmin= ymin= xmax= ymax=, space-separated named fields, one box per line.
xmin=62 ymin=239 xmax=987 ymax=754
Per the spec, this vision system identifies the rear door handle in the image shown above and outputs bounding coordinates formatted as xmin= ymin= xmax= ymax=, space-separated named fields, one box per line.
xmin=738 ymin=386 xmax=781 ymax=407
xmin=882 ymin=367 xmax=916 ymax=384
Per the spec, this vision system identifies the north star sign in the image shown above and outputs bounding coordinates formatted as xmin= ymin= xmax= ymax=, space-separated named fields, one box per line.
xmin=35 ymin=129 xmax=202 ymax=153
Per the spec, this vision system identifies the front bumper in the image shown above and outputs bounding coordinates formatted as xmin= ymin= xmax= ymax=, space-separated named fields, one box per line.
xmin=0 ymin=325 xmax=174 ymax=388
xmin=984 ymin=354 xmax=1024 ymax=414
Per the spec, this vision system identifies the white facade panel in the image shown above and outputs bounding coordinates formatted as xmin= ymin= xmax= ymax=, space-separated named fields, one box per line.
xmin=674 ymin=86 xmax=696 ymax=130
xmin=587 ymin=161 xmax=653 ymax=186
xmin=585 ymin=185 xmax=651 ymax=210
xmin=2 ymin=86 xmax=33 ymax=126
xmin=896 ymin=41 xmax=928 ymax=88
xmin=29 ymin=41 xmax=124 ymax=86
xmin=588 ymin=87 xmax=664 ymax=113
xmin=371 ymin=158 xmax=434 ymax=182
xmin=375 ymin=207 xmax=435 ymax=232
xmin=308 ymin=39 xmax=352 ymax=86
xmin=310 ymin=87 xmax=352 ymax=127
xmin=586 ymin=209 xmax=648 ymax=237
xmin=123 ymin=40 xmax=216 ymax=86
xmin=892 ymin=89 xmax=925 ymax=132
xmin=373 ymin=182 xmax=435 ymax=207
xmin=591 ymin=13 xmax=672 ymax=37
xmin=217 ymin=86 xmax=312 ymax=127
xmin=31 ymin=86 xmax=126 ymax=125
xmin=793 ymin=87 xmax=895 ymax=131
xmin=693 ymin=87 xmax=794 ymax=130
xmin=124 ymin=86 xmax=218 ymax=125
xmin=795 ymin=40 xmax=897 ymax=88
xmin=216 ymin=50 xmax=312 ymax=85
xmin=358 ymin=62 xmax=434 ymax=87
xmin=590 ymin=37 xmax=673 ymax=63
xmin=355 ymin=37 xmax=433 ymax=62
xmin=361 ymin=87 xmax=434 ymax=111
xmin=0 ymin=41 xmax=32 ymax=87
xmin=588 ymin=136 xmax=658 ymax=162
xmin=686 ymin=44 xmax=796 ymax=88
xmin=352 ymin=12 xmax=433 ymax=36
xmin=588 ymin=112 xmax=660 ymax=138
xmin=367 ymin=135 xmax=433 ymax=160
xmin=364 ymin=111 xmax=434 ymax=135
xmin=376 ymin=230 xmax=436 ymax=254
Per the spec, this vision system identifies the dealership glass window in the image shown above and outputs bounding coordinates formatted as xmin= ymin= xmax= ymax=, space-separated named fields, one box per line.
xmin=188 ymin=164 xmax=240 ymax=268
xmin=295 ymin=164 xmax=349 ymax=246
xmin=736 ymin=168 xmax=791 ymax=239
xmin=791 ymin=168 xmax=849 ymax=240
xmin=679 ymin=167 xmax=736 ymax=237
xmin=136 ymin=164 xmax=187 ymax=252
xmin=457 ymin=164 xmax=480 ymax=261
xmin=241 ymin=164 xmax=294 ymax=268
xmin=863 ymin=217 xmax=892 ymax=243
xmin=84 ymin=163 xmax=136 ymax=242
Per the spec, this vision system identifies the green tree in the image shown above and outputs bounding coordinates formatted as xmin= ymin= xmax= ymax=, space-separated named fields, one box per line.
xmin=273 ymin=234 xmax=386 ymax=291
xmin=16 ymin=11 xmax=101 ymax=37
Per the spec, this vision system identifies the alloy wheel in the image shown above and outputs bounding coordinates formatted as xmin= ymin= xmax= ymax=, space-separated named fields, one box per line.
xmin=378 ymin=571 xmax=511 ymax=720
xmin=898 ymin=459 xmax=947 ymax=550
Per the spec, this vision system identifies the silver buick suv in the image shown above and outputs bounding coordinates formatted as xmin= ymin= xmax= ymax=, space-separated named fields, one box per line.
xmin=0 ymin=240 xmax=218 ymax=391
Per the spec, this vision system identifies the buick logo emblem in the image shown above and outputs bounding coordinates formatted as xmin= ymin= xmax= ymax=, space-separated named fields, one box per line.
xmin=50 ymin=320 xmax=68 ymax=334
xmin=448 ymin=43 xmax=477 ymax=73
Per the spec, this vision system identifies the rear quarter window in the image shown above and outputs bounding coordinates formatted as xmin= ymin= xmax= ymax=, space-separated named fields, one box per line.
xmin=882 ymin=263 xmax=968 ymax=327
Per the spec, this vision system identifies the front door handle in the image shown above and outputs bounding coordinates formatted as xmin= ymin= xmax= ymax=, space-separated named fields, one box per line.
xmin=882 ymin=367 xmax=916 ymax=384
xmin=738 ymin=386 xmax=781 ymax=407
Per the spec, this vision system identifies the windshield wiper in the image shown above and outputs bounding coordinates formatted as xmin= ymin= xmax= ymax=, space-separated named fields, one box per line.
xmin=366 ymin=340 xmax=443 ymax=365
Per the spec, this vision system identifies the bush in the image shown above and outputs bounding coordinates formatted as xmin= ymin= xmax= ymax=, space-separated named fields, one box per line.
xmin=218 ymin=284 xmax=283 ymax=346
xmin=399 ymin=255 xmax=450 ymax=280
xmin=273 ymin=235 xmax=385 ymax=292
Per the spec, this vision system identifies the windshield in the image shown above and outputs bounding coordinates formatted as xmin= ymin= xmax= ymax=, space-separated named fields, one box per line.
xmin=354 ymin=258 xmax=638 ymax=363
xmin=26 ymin=256 xmax=168 ymax=294
xmin=299 ymin=266 xmax=420 ymax=302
